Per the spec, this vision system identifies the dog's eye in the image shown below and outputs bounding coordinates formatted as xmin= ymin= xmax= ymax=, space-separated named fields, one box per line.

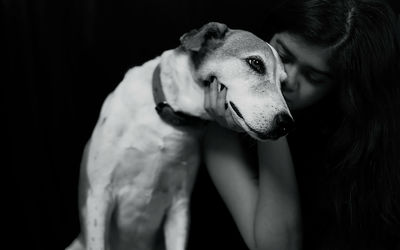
xmin=246 ymin=57 xmax=265 ymax=74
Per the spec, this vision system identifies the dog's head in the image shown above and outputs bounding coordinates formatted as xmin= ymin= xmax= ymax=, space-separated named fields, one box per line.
xmin=180 ymin=22 xmax=293 ymax=140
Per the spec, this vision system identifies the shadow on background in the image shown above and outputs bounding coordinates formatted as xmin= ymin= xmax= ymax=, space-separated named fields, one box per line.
xmin=2 ymin=0 xmax=399 ymax=250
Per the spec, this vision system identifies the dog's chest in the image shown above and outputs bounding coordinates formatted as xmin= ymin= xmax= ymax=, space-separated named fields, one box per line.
xmin=102 ymin=93 xmax=200 ymax=203
xmin=111 ymin=126 xmax=200 ymax=191
xmin=106 ymin=58 xmax=202 ymax=193
xmin=108 ymin=123 xmax=201 ymax=237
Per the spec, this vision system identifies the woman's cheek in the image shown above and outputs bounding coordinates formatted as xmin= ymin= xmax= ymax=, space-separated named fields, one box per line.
xmin=295 ymin=84 xmax=322 ymax=109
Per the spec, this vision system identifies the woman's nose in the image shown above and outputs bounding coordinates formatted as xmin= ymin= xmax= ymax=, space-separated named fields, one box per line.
xmin=281 ymin=64 xmax=298 ymax=92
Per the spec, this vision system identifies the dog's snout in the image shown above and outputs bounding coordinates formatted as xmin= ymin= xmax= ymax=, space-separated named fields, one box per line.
xmin=272 ymin=112 xmax=295 ymax=138
xmin=251 ymin=113 xmax=294 ymax=140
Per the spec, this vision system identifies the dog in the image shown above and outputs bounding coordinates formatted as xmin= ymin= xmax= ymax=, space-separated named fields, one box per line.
xmin=66 ymin=22 xmax=293 ymax=250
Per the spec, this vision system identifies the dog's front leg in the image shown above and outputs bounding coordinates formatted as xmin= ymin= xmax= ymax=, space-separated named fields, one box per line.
xmin=164 ymin=197 xmax=190 ymax=250
xmin=84 ymin=189 xmax=114 ymax=250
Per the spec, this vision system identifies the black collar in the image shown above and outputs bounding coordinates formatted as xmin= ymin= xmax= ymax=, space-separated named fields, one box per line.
xmin=152 ymin=64 xmax=207 ymax=127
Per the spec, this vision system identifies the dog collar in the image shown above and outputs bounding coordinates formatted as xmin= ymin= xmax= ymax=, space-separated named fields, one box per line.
xmin=152 ymin=64 xmax=207 ymax=127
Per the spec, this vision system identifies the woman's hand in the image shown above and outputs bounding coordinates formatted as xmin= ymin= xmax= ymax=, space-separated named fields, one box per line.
xmin=204 ymin=78 xmax=244 ymax=132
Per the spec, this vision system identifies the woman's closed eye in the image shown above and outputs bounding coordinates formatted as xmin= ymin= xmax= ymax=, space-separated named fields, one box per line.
xmin=303 ymin=70 xmax=325 ymax=84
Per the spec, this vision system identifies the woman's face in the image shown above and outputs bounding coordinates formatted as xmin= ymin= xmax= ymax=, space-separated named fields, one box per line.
xmin=270 ymin=32 xmax=336 ymax=111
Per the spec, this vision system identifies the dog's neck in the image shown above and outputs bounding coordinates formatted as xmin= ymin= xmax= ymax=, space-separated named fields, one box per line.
xmin=156 ymin=49 xmax=211 ymax=120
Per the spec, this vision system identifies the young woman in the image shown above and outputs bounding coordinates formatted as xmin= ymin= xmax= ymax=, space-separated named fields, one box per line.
xmin=202 ymin=0 xmax=400 ymax=249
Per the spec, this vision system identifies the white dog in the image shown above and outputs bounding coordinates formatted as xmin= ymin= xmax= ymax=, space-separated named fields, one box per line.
xmin=67 ymin=22 xmax=293 ymax=250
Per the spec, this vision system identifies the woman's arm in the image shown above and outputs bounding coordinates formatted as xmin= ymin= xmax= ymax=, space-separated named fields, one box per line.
xmin=203 ymin=123 xmax=301 ymax=250
xmin=254 ymin=136 xmax=301 ymax=250
xmin=203 ymin=123 xmax=259 ymax=248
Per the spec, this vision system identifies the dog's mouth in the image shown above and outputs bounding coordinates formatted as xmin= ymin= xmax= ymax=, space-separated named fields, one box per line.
xmin=229 ymin=102 xmax=283 ymax=141
xmin=228 ymin=102 xmax=259 ymax=138
xmin=229 ymin=102 xmax=244 ymax=119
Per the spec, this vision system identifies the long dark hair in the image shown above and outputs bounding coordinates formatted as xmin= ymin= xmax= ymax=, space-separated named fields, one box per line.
xmin=262 ymin=0 xmax=400 ymax=248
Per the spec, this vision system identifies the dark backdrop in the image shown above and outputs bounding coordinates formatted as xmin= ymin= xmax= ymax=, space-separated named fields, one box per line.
xmin=2 ymin=1 xmax=399 ymax=250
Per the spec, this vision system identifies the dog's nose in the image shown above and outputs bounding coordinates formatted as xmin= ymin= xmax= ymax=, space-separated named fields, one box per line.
xmin=271 ymin=112 xmax=295 ymax=138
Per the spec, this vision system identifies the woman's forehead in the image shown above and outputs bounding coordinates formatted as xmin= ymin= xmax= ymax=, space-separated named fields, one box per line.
xmin=271 ymin=32 xmax=332 ymax=74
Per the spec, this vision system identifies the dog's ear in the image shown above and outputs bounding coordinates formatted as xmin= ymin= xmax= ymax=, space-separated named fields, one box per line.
xmin=180 ymin=22 xmax=229 ymax=52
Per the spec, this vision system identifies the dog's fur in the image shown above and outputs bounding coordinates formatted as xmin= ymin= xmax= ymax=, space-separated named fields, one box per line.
xmin=67 ymin=22 xmax=292 ymax=250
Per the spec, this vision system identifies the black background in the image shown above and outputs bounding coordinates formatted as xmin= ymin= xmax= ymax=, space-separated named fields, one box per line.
xmin=2 ymin=1 xmax=399 ymax=250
